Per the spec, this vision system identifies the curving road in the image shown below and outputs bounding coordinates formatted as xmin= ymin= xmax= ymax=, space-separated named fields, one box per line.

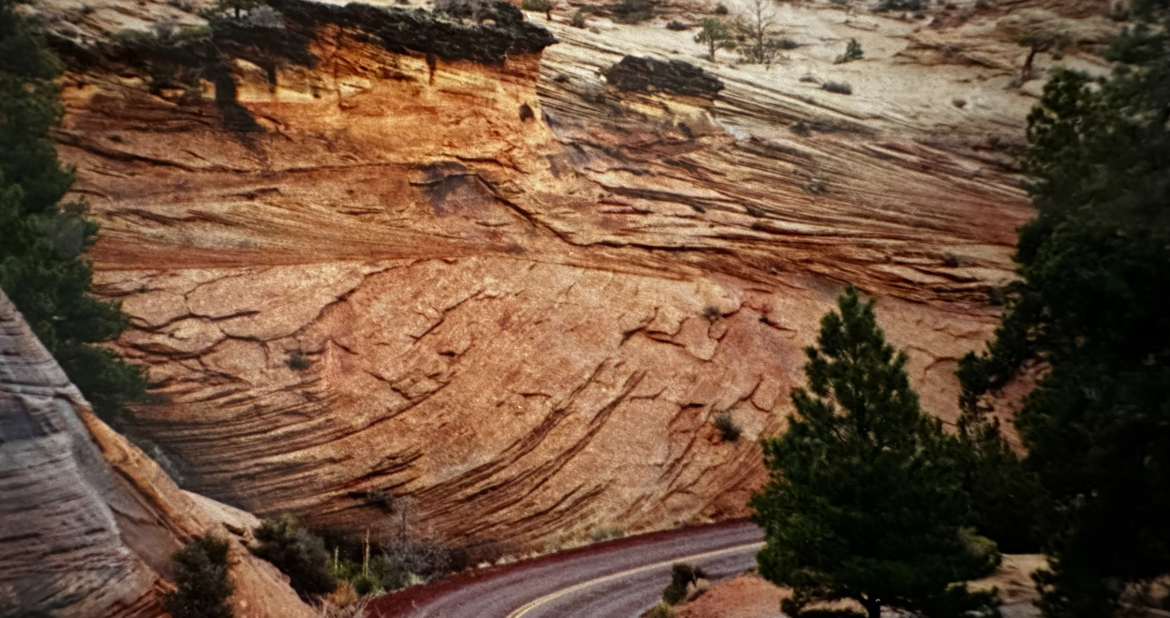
xmin=373 ymin=521 xmax=765 ymax=618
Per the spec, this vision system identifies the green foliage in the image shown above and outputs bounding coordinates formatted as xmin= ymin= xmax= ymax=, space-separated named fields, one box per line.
xmin=662 ymin=563 xmax=707 ymax=605
xmin=835 ymin=38 xmax=863 ymax=63
xmin=612 ymin=0 xmax=654 ymax=23
xmin=253 ymin=515 xmax=337 ymax=599
xmin=647 ymin=601 xmax=676 ymax=618
xmin=873 ymin=0 xmax=923 ymax=11
xmin=694 ymin=18 xmax=735 ymax=61
xmin=954 ymin=417 xmax=1047 ymax=553
xmin=751 ymin=287 xmax=1001 ymax=618
xmin=957 ymin=4 xmax=1170 ymax=615
xmin=164 ymin=535 xmax=234 ymax=618
xmin=0 ymin=0 xmax=145 ymax=421
xmin=569 ymin=8 xmax=587 ymax=26
xmin=821 ymin=80 xmax=852 ymax=94
xmin=520 ymin=0 xmax=552 ymax=17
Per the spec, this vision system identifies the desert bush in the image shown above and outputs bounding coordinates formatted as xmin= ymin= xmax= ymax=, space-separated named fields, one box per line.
xmin=745 ymin=205 xmax=765 ymax=217
xmin=164 ymin=536 xmax=234 ymax=618
xmin=287 ymin=352 xmax=311 ymax=371
xmin=662 ymin=563 xmax=708 ymax=605
xmin=713 ymin=2 xmax=728 ymax=13
xmin=822 ymin=80 xmax=852 ymax=94
xmin=247 ymin=4 xmax=284 ymax=27
xmin=798 ymin=73 xmax=818 ymax=83
xmin=253 ymin=515 xmax=337 ymax=599
xmin=612 ymin=0 xmax=654 ymax=23
xmin=570 ymin=8 xmax=587 ymax=26
xmin=790 ymin=121 xmax=811 ymax=136
xmin=873 ymin=0 xmax=923 ymax=12
xmin=521 ymin=0 xmax=553 ymax=18
xmin=362 ymin=490 xmax=393 ymax=512
xmin=314 ymin=594 xmax=370 ymax=618
xmin=647 ymin=602 xmax=676 ymax=618
xmin=835 ymin=38 xmax=863 ymax=63
xmin=589 ymin=525 xmax=626 ymax=542
xmin=666 ymin=19 xmax=687 ymax=30
xmin=714 ymin=410 xmax=742 ymax=442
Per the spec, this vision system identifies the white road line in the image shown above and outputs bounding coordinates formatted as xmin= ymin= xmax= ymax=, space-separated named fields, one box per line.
xmin=504 ymin=541 xmax=765 ymax=618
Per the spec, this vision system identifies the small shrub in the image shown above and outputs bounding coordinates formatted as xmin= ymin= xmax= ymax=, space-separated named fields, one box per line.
xmin=774 ymin=37 xmax=799 ymax=50
xmin=666 ymin=20 xmax=688 ymax=30
xmin=287 ymin=352 xmax=311 ymax=371
xmin=164 ymin=535 xmax=234 ymax=618
xmin=835 ymin=38 xmax=863 ymax=63
xmin=363 ymin=490 xmax=393 ymax=512
xmin=521 ymin=0 xmax=553 ymax=18
xmin=873 ymin=0 xmax=923 ymax=12
xmin=590 ymin=525 xmax=626 ymax=542
xmin=247 ymin=4 xmax=284 ymax=27
xmin=702 ymin=305 xmax=721 ymax=321
xmin=745 ymin=205 xmax=765 ymax=217
xmin=790 ymin=121 xmax=811 ymax=136
xmin=314 ymin=594 xmax=370 ymax=618
xmin=662 ymin=563 xmax=708 ymax=605
xmin=647 ymin=602 xmax=676 ymax=618
xmin=822 ymin=80 xmax=853 ymax=95
xmin=612 ymin=0 xmax=654 ymax=23
xmin=803 ymin=180 xmax=828 ymax=195
xmin=798 ymin=73 xmax=818 ymax=83
xmin=253 ymin=515 xmax=337 ymax=599
xmin=714 ymin=410 xmax=742 ymax=442
xmin=952 ymin=97 xmax=967 ymax=108
xmin=714 ymin=2 xmax=728 ymax=13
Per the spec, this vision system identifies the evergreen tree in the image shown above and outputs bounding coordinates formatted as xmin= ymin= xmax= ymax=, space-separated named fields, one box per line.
xmin=164 ymin=535 xmax=235 ymax=618
xmin=0 ymin=0 xmax=145 ymax=420
xmin=958 ymin=1 xmax=1170 ymax=614
xmin=751 ymin=287 xmax=1000 ymax=618
xmin=694 ymin=18 xmax=735 ymax=62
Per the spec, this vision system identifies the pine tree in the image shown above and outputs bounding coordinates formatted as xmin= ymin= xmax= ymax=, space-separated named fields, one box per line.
xmin=0 ymin=0 xmax=145 ymax=420
xmin=958 ymin=0 xmax=1170 ymax=613
xmin=751 ymin=286 xmax=1000 ymax=618
xmin=694 ymin=18 xmax=735 ymax=62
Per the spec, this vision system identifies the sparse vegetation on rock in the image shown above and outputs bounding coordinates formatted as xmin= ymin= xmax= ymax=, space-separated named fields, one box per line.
xmin=835 ymin=37 xmax=863 ymax=63
xmin=520 ymin=0 xmax=553 ymax=20
xmin=822 ymin=80 xmax=852 ymax=94
xmin=736 ymin=0 xmax=787 ymax=65
xmin=612 ymin=0 xmax=655 ymax=23
xmin=253 ymin=515 xmax=338 ymax=600
xmin=164 ymin=535 xmax=235 ymax=618
xmin=996 ymin=9 xmax=1072 ymax=84
xmin=713 ymin=410 xmax=742 ymax=442
xmin=694 ymin=18 xmax=735 ymax=61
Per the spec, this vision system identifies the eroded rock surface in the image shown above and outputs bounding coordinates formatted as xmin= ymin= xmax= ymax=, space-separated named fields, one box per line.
xmin=22 ymin=0 xmax=1104 ymax=551
xmin=0 ymin=291 xmax=314 ymax=618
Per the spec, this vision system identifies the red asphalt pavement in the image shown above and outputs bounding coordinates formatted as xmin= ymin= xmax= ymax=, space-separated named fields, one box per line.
xmin=371 ymin=520 xmax=765 ymax=618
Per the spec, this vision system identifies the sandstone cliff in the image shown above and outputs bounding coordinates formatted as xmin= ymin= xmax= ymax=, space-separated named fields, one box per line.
xmin=23 ymin=0 xmax=1112 ymax=551
xmin=0 ymin=291 xmax=314 ymax=618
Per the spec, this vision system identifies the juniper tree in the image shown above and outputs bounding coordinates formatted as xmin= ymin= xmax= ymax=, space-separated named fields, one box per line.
xmin=751 ymin=286 xmax=1000 ymax=618
xmin=0 ymin=0 xmax=145 ymax=421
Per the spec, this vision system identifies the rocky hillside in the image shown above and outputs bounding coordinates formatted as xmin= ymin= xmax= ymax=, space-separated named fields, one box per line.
xmin=0 ymin=290 xmax=315 ymax=618
xmin=24 ymin=0 xmax=1114 ymax=552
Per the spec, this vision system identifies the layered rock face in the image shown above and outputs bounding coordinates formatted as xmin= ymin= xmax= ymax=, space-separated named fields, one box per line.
xmin=28 ymin=0 xmax=1090 ymax=550
xmin=0 ymin=291 xmax=315 ymax=617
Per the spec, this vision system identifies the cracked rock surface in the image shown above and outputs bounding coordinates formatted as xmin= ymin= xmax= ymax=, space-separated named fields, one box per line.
xmin=24 ymin=0 xmax=1113 ymax=551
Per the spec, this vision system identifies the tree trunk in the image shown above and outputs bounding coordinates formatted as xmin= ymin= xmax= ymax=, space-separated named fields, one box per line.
xmin=1021 ymin=46 xmax=1038 ymax=82
xmin=545 ymin=10 xmax=551 ymax=20
xmin=709 ymin=40 xmax=716 ymax=62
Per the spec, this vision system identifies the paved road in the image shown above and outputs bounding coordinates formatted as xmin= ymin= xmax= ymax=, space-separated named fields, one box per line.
xmin=374 ymin=521 xmax=764 ymax=618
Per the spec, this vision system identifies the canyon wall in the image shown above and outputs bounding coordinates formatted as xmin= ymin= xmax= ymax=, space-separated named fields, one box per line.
xmin=28 ymin=0 xmax=1109 ymax=551
xmin=0 ymin=290 xmax=315 ymax=618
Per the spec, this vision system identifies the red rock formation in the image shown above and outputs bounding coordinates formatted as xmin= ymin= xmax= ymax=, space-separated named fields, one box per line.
xmin=0 ymin=290 xmax=314 ymax=618
xmin=32 ymin=0 xmax=1047 ymax=550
